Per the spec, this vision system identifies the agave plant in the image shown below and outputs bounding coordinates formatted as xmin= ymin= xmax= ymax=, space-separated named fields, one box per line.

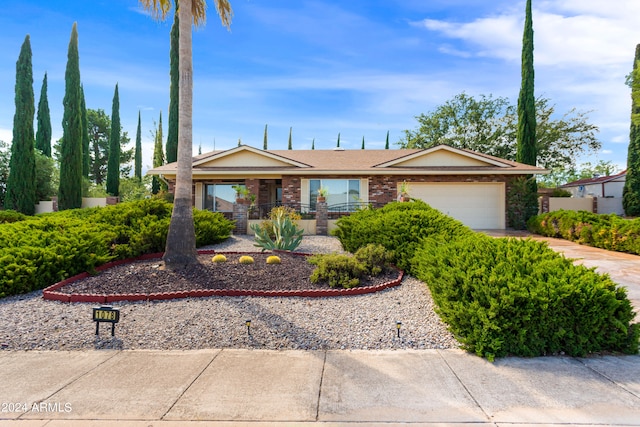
xmin=251 ymin=209 xmax=304 ymax=252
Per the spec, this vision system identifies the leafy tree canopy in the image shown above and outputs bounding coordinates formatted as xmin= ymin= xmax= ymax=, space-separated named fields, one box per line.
xmin=0 ymin=141 xmax=10 ymax=209
xmin=399 ymin=92 xmax=601 ymax=172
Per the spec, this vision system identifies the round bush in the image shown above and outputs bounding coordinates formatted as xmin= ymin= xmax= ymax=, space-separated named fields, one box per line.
xmin=239 ymin=255 xmax=255 ymax=264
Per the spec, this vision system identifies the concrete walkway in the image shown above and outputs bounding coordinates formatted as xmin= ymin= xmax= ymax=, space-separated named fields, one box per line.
xmin=0 ymin=349 xmax=639 ymax=426
xmin=1 ymin=235 xmax=640 ymax=426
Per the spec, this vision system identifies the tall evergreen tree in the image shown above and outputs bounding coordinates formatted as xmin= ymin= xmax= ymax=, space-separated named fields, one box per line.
xmin=311 ymin=138 xmax=315 ymax=150
xmin=165 ymin=7 xmax=179 ymax=164
xmin=263 ymin=124 xmax=268 ymax=149
xmin=361 ymin=136 xmax=365 ymax=150
xmin=106 ymin=84 xmax=121 ymax=196
xmin=513 ymin=0 xmax=538 ymax=228
xmin=58 ymin=23 xmax=83 ymax=210
xmin=152 ymin=112 xmax=165 ymax=194
xmin=135 ymin=110 xmax=142 ymax=180
xmin=623 ymin=44 xmax=640 ymax=216
xmin=288 ymin=127 xmax=292 ymax=150
xmin=6 ymin=35 xmax=36 ymax=215
xmin=35 ymin=72 xmax=51 ymax=157
xmin=385 ymin=131 xmax=389 ymax=149
xmin=337 ymin=132 xmax=340 ymax=148
xmin=516 ymin=0 xmax=537 ymax=167
xmin=80 ymin=85 xmax=90 ymax=178
xmin=87 ymin=108 xmax=111 ymax=185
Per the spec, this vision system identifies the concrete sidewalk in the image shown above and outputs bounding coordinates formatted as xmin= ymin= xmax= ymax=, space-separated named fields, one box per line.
xmin=0 ymin=349 xmax=639 ymax=426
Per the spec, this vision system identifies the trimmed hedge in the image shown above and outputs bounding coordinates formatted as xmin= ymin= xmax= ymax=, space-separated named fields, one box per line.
xmin=333 ymin=202 xmax=639 ymax=359
xmin=0 ymin=199 xmax=234 ymax=298
xmin=413 ymin=235 xmax=639 ymax=360
xmin=333 ymin=201 xmax=474 ymax=272
xmin=528 ymin=210 xmax=640 ymax=255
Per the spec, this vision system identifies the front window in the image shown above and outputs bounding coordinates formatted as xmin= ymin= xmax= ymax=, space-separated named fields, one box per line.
xmin=310 ymin=179 xmax=360 ymax=210
xmin=204 ymin=183 xmax=238 ymax=212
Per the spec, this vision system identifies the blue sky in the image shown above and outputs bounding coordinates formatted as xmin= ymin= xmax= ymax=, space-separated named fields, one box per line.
xmin=0 ymin=0 xmax=639 ymax=173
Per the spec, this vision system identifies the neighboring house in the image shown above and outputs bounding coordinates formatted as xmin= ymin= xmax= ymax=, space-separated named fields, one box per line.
xmin=560 ymin=170 xmax=627 ymax=198
xmin=147 ymin=144 xmax=547 ymax=230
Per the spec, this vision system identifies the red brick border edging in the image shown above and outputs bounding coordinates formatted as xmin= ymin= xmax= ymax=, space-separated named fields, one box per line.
xmin=42 ymin=250 xmax=404 ymax=303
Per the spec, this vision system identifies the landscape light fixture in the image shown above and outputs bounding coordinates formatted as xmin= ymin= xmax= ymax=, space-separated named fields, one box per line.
xmin=396 ymin=321 xmax=402 ymax=338
xmin=245 ymin=319 xmax=251 ymax=335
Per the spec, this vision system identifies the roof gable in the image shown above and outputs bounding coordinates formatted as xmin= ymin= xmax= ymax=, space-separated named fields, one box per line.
xmin=374 ymin=145 xmax=510 ymax=168
xmin=193 ymin=145 xmax=310 ymax=168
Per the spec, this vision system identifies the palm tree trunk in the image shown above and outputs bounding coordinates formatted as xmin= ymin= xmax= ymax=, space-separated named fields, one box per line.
xmin=163 ymin=0 xmax=198 ymax=268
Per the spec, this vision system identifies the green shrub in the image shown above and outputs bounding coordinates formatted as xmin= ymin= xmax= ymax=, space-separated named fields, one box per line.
xmin=333 ymin=201 xmax=473 ymax=272
xmin=528 ymin=211 xmax=640 ymax=255
xmin=412 ymin=234 xmax=639 ymax=360
xmin=353 ymin=243 xmax=394 ymax=275
xmin=308 ymin=253 xmax=365 ymax=288
xmin=193 ymin=208 xmax=235 ymax=247
xmin=0 ymin=210 xmax=26 ymax=224
xmin=550 ymin=188 xmax=572 ymax=197
xmin=0 ymin=199 xmax=235 ymax=298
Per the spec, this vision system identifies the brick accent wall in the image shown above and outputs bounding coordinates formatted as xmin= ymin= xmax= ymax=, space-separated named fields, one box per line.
xmin=282 ymin=176 xmax=301 ymax=204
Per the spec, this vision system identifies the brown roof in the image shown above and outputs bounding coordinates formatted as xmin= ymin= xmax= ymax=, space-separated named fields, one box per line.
xmin=149 ymin=145 xmax=548 ymax=176
xmin=561 ymin=170 xmax=627 ymax=187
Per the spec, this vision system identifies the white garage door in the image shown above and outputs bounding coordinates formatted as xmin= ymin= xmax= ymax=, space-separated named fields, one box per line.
xmin=409 ymin=182 xmax=505 ymax=229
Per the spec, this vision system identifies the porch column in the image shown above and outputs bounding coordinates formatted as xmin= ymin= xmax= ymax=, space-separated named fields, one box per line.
xmin=233 ymin=202 xmax=248 ymax=235
xmin=316 ymin=201 xmax=328 ymax=236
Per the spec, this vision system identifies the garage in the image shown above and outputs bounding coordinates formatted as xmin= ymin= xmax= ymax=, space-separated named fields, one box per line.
xmin=409 ymin=182 xmax=505 ymax=229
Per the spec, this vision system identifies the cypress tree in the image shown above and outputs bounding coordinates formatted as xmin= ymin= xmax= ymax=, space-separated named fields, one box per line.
xmin=5 ymin=35 xmax=36 ymax=215
xmin=623 ymin=44 xmax=640 ymax=216
xmin=288 ymin=127 xmax=292 ymax=150
xmin=35 ymin=72 xmax=51 ymax=157
xmin=516 ymin=0 xmax=537 ymax=167
xmin=106 ymin=84 xmax=120 ymax=196
xmin=385 ymin=131 xmax=389 ymax=149
xmin=134 ymin=110 xmax=142 ymax=181
xmin=80 ymin=85 xmax=90 ymax=178
xmin=513 ymin=0 xmax=538 ymax=228
xmin=337 ymin=132 xmax=341 ymax=148
xmin=152 ymin=112 xmax=165 ymax=194
xmin=263 ymin=124 xmax=268 ymax=149
xmin=361 ymin=136 xmax=365 ymax=150
xmin=166 ymin=8 xmax=179 ymax=164
xmin=311 ymin=138 xmax=315 ymax=150
xmin=58 ymin=23 xmax=83 ymax=210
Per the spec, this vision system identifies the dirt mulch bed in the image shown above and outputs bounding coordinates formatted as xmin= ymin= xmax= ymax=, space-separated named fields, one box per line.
xmin=54 ymin=252 xmax=401 ymax=295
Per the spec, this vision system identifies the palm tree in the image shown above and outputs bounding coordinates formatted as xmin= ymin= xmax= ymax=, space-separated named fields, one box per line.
xmin=139 ymin=0 xmax=232 ymax=268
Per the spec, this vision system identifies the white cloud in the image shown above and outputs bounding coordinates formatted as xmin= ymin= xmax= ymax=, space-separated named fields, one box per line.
xmin=416 ymin=3 xmax=640 ymax=68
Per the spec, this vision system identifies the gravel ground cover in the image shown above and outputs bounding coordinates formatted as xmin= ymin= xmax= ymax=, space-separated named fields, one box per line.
xmin=0 ymin=236 xmax=459 ymax=351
